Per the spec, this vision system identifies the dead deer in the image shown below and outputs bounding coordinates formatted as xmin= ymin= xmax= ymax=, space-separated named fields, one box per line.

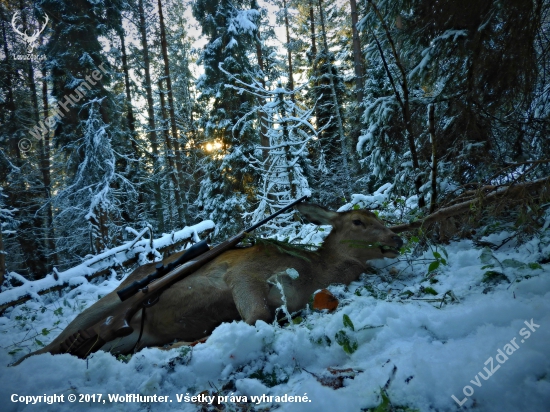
xmin=15 ymin=203 xmax=402 ymax=364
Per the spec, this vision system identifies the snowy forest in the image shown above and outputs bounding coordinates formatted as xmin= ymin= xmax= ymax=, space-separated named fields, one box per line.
xmin=1 ymin=0 xmax=550 ymax=411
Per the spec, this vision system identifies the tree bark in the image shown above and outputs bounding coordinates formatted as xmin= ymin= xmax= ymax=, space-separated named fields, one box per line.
xmin=309 ymin=0 xmax=317 ymax=63
xmin=348 ymin=0 xmax=364 ymax=174
xmin=41 ymin=62 xmax=58 ymax=269
xmin=308 ymin=0 xmax=320 ymax=123
xmin=158 ymin=0 xmax=186 ymax=219
xmin=0 ymin=219 xmax=4 ymax=291
xmin=138 ymin=0 xmax=165 ymax=232
xmin=428 ymin=104 xmax=437 ymax=213
xmin=254 ymin=29 xmax=269 ymax=160
xmin=158 ymin=79 xmax=185 ymax=226
xmin=278 ymin=91 xmax=296 ymax=198
xmin=283 ymin=0 xmax=295 ymax=98
xmin=1 ymin=15 xmax=19 ymax=159
xmin=349 ymin=0 xmax=364 ymax=104
xmin=367 ymin=0 xmax=425 ymax=207
xmin=15 ymin=2 xmax=49 ymax=277
xmin=317 ymin=0 xmax=352 ymax=194
xmin=1 ymin=13 xmax=17 ymax=284
xmin=27 ymin=57 xmax=51 ymax=250
xmin=118 ymin=25 xmax=136 ymax=137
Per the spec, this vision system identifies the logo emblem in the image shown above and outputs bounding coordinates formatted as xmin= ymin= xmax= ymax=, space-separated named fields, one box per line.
xmin=11 ymin=11 xmax=49 ymax=54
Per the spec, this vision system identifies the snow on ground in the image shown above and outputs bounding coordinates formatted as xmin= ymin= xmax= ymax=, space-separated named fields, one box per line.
xmin=0 ymin=230 xmax=549 ymax=412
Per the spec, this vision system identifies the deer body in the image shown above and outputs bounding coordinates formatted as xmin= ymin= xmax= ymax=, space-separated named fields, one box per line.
xmin=15 ymin=204 xmax=402 ymax=363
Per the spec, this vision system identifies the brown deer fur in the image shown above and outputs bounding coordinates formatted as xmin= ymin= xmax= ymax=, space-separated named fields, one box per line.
xmin=16 ymin=204 xmax=402 ymax=363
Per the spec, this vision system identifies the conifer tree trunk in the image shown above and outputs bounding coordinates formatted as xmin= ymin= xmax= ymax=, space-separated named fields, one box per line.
xmin=317 ymin=0 xmax=352 ymax=194
xmin=348 ymin=0 xmax=363 ymax=174
xmin=428 ymin=104 xmax=437 ymax=213
xmin=1 ymin=15 xmax=18 ymax=157
xmin=119 ymin=26 xmax=136 ymax=137
xmin=254 ymin=28 xmax=269 ymax=160
xmin=157 ymin=85 xmax=175 ymax=230
xmin=158 ymin=79 xmax=185 ymax=225
xmin=118 ymin=21 xmax=150 ymax=223
xmin=158 ymin=79 xmax=171 ymax=149
xmin=41 ymin=63 xmax=57 ymax=268
xmin=249 ymin=0 xmax=270 ymax=166
xmin=138 ymin=0 xmax=165 ymax=231
xmin=158 ymin=0 xmax=186 ymax=220
xmin=2 ymin=15 xmax=15 ymax=284
xmin=0 ymin=225 xmax=4 ymax=291
xmin=283 ymin=0 xmax=294 ymax=98
xmin=16 ymin=2 xmax=48 ymax=276
xmin=184 ymin=78 xmax=196 ymax=141
xmin=349 ymin=0 xmax=364 ymax=104
xmin=18 ymin=1 xmax=40 ymax=127
xmin=308 ymin=0 xmax=320 ymax=128
xmin=309 ymin=0 xmax=317 ymax=62
xmin=367 ymin=0 xmax=425 ymax=207
xmin=278 ymin=91 xmax=296 ymax=198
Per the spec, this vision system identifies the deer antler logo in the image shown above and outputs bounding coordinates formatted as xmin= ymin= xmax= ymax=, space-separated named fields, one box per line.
xmin=11 ymin=11 xmax=49 ymax=54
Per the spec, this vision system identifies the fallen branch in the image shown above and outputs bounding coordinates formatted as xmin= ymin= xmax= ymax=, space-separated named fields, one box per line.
xmin=484 ymin=159 xmax=550 ymax=184
xmin=0 ymin=221 xmax=215 ymax=314
xmin=390 ymin=176 xmax=550 ymax=233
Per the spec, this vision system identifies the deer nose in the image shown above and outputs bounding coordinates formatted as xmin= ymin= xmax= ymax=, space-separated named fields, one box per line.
xmin=392 ymin=235 xmax=403 ymax=249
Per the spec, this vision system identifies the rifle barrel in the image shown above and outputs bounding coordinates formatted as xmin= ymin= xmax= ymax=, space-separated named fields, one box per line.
xmin=245 ymin=194 xmax=310 ymax=233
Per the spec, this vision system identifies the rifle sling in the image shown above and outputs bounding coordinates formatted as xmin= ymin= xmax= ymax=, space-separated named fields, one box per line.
xmin=132 ymin=292 xmax=161 ymax=353
xmin=132 ymin=307 xmax=146 ymax=354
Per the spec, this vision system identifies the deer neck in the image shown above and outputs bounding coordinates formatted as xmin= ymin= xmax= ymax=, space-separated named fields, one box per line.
xmin=316 ymin=234 xmax=368 ymax=284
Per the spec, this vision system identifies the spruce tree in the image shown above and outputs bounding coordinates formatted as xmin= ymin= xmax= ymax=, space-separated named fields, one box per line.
xmin=40 ymin=0 xmax=131 ymax=262
xmin=193 ymin=0 xmax=264 ymax=236
xmin=357 ymin=0 xmax=548 ymax=209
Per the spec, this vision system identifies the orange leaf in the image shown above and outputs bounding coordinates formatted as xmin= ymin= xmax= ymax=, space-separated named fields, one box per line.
xmin=313 ymin=289 xmax=339 ymax=312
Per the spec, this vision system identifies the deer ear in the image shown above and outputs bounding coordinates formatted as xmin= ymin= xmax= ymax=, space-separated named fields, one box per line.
xmin=295 ymin=203 xmax=338 ymax=225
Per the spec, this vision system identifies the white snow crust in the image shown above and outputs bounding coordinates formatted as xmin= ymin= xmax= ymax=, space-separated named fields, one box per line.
xmin=1 ymin=229 xmax=549 ymax=412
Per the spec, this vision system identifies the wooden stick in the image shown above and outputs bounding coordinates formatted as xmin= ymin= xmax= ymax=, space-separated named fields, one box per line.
xmin=390 ymin=176 xmax=550 ymax=233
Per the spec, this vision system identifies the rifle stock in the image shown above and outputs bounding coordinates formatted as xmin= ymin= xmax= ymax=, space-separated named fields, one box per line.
xmin=58 ymin=234 xmax=245 ymax=358
xmin=56 ymin=194 xmax=310 ymax=358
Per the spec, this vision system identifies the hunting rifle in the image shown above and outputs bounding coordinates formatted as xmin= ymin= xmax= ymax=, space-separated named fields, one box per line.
xmin=57 ymin=194 xmax=310 ymax=358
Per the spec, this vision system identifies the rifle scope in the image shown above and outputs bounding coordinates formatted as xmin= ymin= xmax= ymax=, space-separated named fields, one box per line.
xmin=117 ymin=239 xmax=210 ymax=301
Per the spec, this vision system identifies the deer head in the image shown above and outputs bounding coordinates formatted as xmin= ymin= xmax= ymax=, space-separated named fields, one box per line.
xmin=11 ymin=11 xmax=49 ymax=54
xmin=295 ymin=203 xmax=403 ymax=261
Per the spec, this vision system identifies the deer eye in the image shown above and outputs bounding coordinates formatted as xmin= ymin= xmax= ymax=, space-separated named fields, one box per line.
xmin=353 ymin=219 xmax=363 ymax=226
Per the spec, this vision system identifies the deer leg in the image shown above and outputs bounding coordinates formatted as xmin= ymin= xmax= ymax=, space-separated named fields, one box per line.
xmin=228 ymin=274 xmax=272 ymax=324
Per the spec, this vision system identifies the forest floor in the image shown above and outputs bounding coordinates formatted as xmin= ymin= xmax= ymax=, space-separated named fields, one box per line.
xmin=1 ymin=228 xmax=549 ymax=412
